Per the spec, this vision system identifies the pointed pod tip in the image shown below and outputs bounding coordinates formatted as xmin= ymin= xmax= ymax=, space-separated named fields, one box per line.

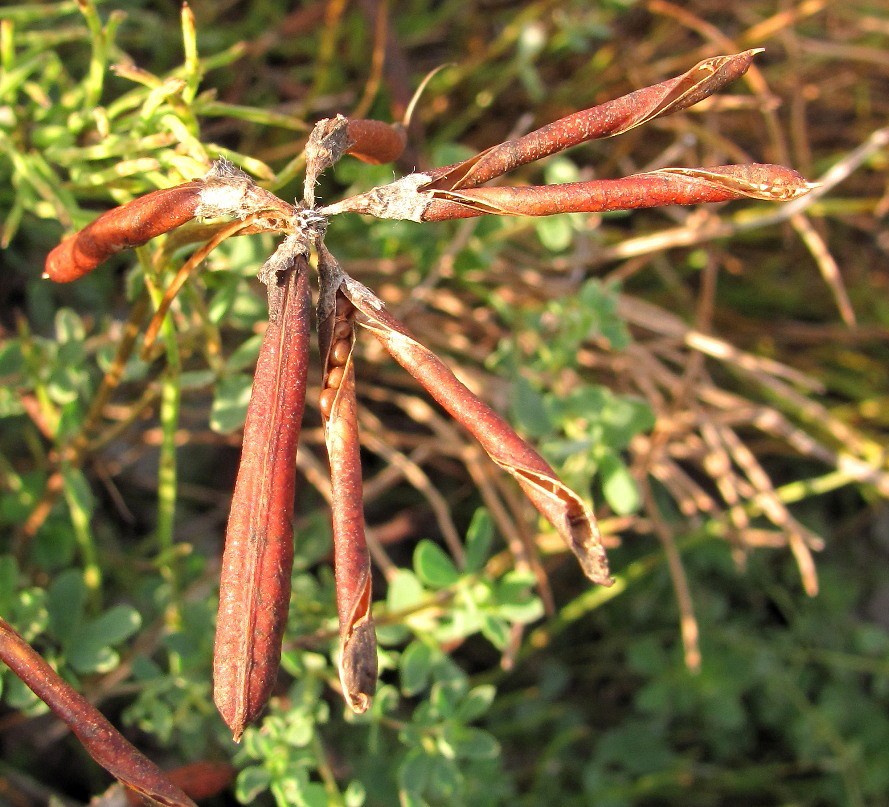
xmin=339 ymin=619 xmax=378 ymax=713
xmin=347 ymin=692 xmax=373 ymax=714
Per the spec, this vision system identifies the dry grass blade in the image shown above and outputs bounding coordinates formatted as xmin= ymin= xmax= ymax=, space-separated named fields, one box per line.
xmin=213 ymin=248 xmax=311 ymax=741
xmin=0 ymin=618 xmax=197 ymax=807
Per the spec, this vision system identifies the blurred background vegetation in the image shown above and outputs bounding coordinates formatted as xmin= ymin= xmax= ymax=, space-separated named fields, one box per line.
xmin=1 ymin=1 xmax=888 ymax=805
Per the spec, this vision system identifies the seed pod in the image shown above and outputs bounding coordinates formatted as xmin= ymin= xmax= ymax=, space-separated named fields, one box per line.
xmin=44 ymin=183 xmax=203 ymax=282
xmin=420 ymin=164 xmax=815 ymax=220
xmin=335 ymin=270 xmax=613 ymax=586
xmin=213 ymin=248 xmax=311 ymax=741
xmin=318 ymin=253 xmax=377 ymax=713
xmin=0 ymin=617 xmax=197 ymax=807
xmin=345 ymin=119 xmax=407 ymax=165
xmin=422 ymin=50 xmax=762 ymax=191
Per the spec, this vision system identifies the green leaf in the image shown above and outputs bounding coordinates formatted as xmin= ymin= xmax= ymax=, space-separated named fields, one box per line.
xmin=480 ymin=614 xmax=510 ymax=650
xmin=47 ymin=568 xmax=86 ymax=640
xmin=426 ymin=755 xmax=461 ymax=799
xmin=413 ymin=540 xmax=459 ymax=589
xmin=535 ymin=214 xmax=573 ymax=252
xmin=298 ymin=783 xmax=330 ymax=807
xmin=0 ymin=555 xmax=19 ymax=614
xmin=510 ymin=375 xmax=552 ymax=438
xmin=455 ymin=684 xmax=496 ymax=722
xmin=67 ymin=605 xmax=141 ymax=673
xmin=429 ymin=679 xmax=463 ymax=719
xmin=464 ymin=508 xmax=493 ymax=573
xmin=210 ymin=373 xmax=252 ymax=433
xmin=53 ymin=308 xmax=86 ymax=344
xmin=47 ymin=364 xmax=85 ymax=405
xmin=10 ymin=588 xmax=48 ymax=641
xmin=398 ymin=748 xmax=432 ymax=796
xmin=400 ymin=640 xmax=433 ymax=696
xmin=0 ymin=338 xmax=24 ymax=376
xmin=441 ymin=724 xmax=501 ymax=760
xmin=83 ymin=604 xmax=141 ymax=646
xmin=387 ymin=570 xmax=427 ymax=613
xmin=236 ymin=765 xmax=272 ymax=802
xmin=226 ymin=332 xmax=263 ymax=373
xmin=599 ymin=451 xmax=641 ymax=515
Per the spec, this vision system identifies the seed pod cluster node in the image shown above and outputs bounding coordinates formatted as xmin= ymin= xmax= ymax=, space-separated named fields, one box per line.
xmin=34 ymin=52 xmax=815 ymax=768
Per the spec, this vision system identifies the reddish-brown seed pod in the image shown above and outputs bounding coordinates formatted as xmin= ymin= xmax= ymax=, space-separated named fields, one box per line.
xmin=345 ymin=119 xmax=407 ymax=165
xmin=338 ymin=277 xmax=613 ymax=586
xmin=317 ymin=262 xmax=377 ymax=713
xmin=422 ymin=50 xmax=760 ymax=192
xmin=0 ymin=618 xmax=197 ymax=807
xmin=44 ymin=183 xmax=203 ymax=282
xmin=421 ymin=164 xmax=814 ymax=221
xmin=213 ymin=255 xmax=311 ymax=741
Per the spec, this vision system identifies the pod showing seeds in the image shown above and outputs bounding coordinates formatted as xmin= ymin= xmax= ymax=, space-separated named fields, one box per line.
xmin=44 ymin=183 xmax=203 ymax=282
xmin=213 ymin=248 xmax=311 ymax=741
xmin=326 ymin=365 xmax=346 ymax=390
xmin=318 ymin=249 xmax=377 ymax=713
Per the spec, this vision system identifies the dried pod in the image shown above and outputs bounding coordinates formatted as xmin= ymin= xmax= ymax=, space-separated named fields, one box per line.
xmin=420 ymin=164 xmax=815 ymax=220
xmin=345 ymin=119 xmax=408 ymax=165
xmin=44 ymin=160 xmax=296 ymax=284
xmin=44 ymin=184 xmax=203 ymax=282
xmin=318 ymin=251 xmax=377 ymax=712
xmin=421 ymin=50 xmax=762 ymax=191
xmin=213 ymin=245 xmax=311 ymax=741
xmin=334 ymin=269 xmax=612 ymax=586
xmin=0 ymin=617 xmax=197 ymax=807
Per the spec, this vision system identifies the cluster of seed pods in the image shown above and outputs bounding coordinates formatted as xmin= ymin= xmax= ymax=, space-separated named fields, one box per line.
xmin=14 ymin=51 xmax=815 ymax=800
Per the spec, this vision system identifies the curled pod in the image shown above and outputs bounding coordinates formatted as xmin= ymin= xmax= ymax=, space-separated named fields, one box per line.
xmin=44 ymin=183 xmax=203 ymax=282
xmin=345 ymin=119 xmax=407 ymax=165
xmin=318 ymin=288 xmax=377 ymax=712
xmin=213 ymin=255 xmax=311 ymax=741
